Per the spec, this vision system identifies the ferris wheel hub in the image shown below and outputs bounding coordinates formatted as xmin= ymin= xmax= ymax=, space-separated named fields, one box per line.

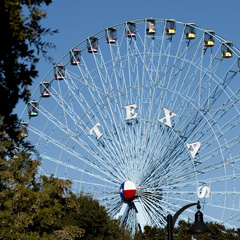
xmin=120 ymin=180 xmax=136 ymax=200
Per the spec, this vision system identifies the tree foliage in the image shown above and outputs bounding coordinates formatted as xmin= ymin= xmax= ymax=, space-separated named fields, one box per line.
xmin=133 ymin=220 xmax=240 ymax=240
xmin=0 ymin=153 xmax=84 ymax=239
xmin=134 ymin=225 xmax=166 ymax=240
xmin=0 ymin=0 xmax=57 ymax=140
xmin=63 ymin=193 xmax=131 ymax=240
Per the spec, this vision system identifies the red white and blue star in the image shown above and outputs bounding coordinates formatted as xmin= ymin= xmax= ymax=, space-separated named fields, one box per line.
xmin=120 ymin=180 xmax=136 ymax=200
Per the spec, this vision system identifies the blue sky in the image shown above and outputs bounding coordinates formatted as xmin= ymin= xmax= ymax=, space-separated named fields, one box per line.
xmin=34 ymin=0 xmax=240 ymax=89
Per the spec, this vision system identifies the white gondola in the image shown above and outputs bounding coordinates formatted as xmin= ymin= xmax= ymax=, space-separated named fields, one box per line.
xmin=185 ymin=22 xmax=196 ymax=40
xmin=54 ymin=63 xmax=65 ymax=80
xmin=165 ymin=19 xmax=176 ymax=36
xmin=70 ymin=48 xmax=81 ymax=65
xmin=40 ymin=80 xmax=51 ymax=97
xmin=146 ymin=18 xmax=156 ymax=35
xmin=106 ymin=27 xmax=117 ymax=44
xmin=87 ymin=36 xmax=98 ymax=53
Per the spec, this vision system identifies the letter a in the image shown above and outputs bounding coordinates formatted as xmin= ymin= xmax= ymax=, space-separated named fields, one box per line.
xmin=186 ymin=142 xmax=201 ymax=158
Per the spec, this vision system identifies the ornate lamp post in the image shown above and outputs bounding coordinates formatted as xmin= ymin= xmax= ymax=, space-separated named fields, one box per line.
xmin=167 ymin=201 xmax=211 ymax=240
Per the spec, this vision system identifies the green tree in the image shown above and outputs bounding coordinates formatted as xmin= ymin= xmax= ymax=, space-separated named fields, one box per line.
xmin=0 ymin=0 xmax=57 ymax=140
xmin=134 ymin=225 xmax=166 ymax=240
xmin=133 ymin=221 xmax=240 ymax=240
xmin=0 ymin=155 xmax=85 ymax=239
xmin=174 ymin=220 xmax=191 ymax=240
xmin=193 ymin=222 xmax=240 ymax=240
xmin=62 ymin=193 xmax=132 ymax=240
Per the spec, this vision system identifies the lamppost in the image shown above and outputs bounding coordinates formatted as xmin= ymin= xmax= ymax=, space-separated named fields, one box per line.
xmin=167 ymin=201 xmax=211 ymax=240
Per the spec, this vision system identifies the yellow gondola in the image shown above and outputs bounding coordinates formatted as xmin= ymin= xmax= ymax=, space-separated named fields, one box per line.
xmin=146 ymin=18 xmax=156 ymax=35
xmin=223 ymin=51 xmax=232 ymax=58
xmin=204 ymin=40 xmax=214 ymax=47
xmin=165 ymin=19 xmax=176 ymax=36
xmin=204 ymin=30 xmax=215 ymax=47
xmin=185 ymin=22 xmax=196 ymax=40
xmin=222 ymin=41 xmax=233 ymax=58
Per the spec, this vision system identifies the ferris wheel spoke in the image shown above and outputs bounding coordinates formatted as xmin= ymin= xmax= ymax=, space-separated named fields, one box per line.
xmin=41 ymin=154 xmax=118 ymax=184
xmin=29 ymin=124 xmax=125 ymax=183
xmin=190 ymin=101 xmax=239 ymax=144
xmin=198 ymin=130 xmax=239 ymax=163
xmin=136 ymin=38 xmax=176 ymax=174
xmin=154 ymin=198 xmax=194 ymax=223
xmin=173 ymin=40 xmax=203 ymax=96
xmin=64 ymin=177 xmax=119 ymax=192
xmin=74 ymin=56 xmax=107 ymax=98
xmin=42 ymin=82 xmax=133 ymax=180
xmin=133 ymin=33 xmax=175 ymax=180
xmin=96 ymin=193 xmax=120 ymax=202
xmin=59 ymin=72 xmax=103 ymax=118
xmin=141 ymin=197 xmax=166 ymax=226
xmin=141 ymin=29 xmax=169 ymax=86
xmin=161 ymin=160 xmax=240 ymax=190
xmin=56 ymin=173 xmax=120 ymax=193
xmin=140 ymin=127 xmax=196 ymax=185
xmin=90 ymin=47 xmax=115 ymax=95
xmin=161 ymin=34 xmax=201 ymax=92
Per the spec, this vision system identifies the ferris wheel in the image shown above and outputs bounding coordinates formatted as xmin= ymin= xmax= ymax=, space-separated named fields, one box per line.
xmin=20 ymin=18 xmax=240 ymax=234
